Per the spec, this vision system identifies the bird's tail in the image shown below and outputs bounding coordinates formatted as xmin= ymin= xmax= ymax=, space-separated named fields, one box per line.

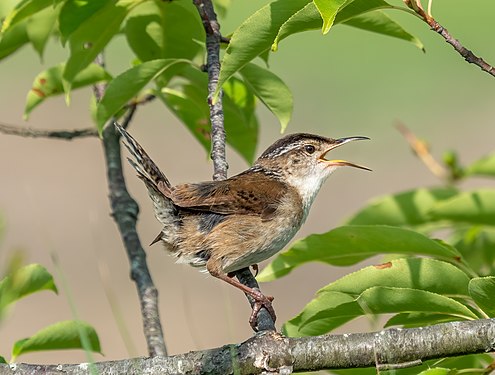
xmin=114 ymin=122 xmax=172 ymax=197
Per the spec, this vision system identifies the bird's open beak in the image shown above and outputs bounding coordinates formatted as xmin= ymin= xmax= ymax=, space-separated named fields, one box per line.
xmin=319 ymin=136 xmax=371 ymax=171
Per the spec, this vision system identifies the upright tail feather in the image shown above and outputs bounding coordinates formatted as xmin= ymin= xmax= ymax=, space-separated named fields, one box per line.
xmin=115 ymin=122 xmax=179 ymax=239
xmin=114 ymin=122 xmax=172 ymax=196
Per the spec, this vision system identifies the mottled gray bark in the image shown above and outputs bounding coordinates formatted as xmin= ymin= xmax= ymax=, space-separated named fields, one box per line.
xmin=3 ymin=319 xmax=494 ymax=374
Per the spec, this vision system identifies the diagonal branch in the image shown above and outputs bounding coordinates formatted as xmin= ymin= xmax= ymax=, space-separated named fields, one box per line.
xmin=405 ymin=0 xmax=495 ymax=77
xmin=94 ymin=53 xmax=167 ymax=356
xmin=395 ymin=122 xmax=448 ymax=180
xmin=192 ymin=0 xmax=275 ymax=332
xmin=4 ymin=318 xmax=495 ymax=374
xmin=101 ymin=112 xmax=167 ymax=357
xmin=0 ymin=122 xmax=97 ymax=140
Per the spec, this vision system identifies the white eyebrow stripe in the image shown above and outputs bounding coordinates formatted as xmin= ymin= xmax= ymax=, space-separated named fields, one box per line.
xmin=262 ymin=142 xmax=302 ymax=158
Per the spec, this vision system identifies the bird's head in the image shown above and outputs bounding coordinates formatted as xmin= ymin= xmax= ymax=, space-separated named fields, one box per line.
xmin=255 ymin=133 xmax=370 ymax=210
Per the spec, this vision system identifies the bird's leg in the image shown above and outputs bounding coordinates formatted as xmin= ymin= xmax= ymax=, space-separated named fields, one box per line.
xmin=210 ymin=263 xmax=276 ymax=330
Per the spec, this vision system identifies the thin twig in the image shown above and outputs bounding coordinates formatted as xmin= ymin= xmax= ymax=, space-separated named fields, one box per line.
xmin=94 ymin=53 xmax=167 ymax=356
xmin=405 ymin=0 xmax=495 ymax=77
xmin=192 ymin=0 xmax=276 ymax=332
xmin=395 ymin=122 xmax=448 ymax=180
xmin=131 ymin=94 xmax=157 ymax=108
xmin=0 ymin=122 xmax=97 ymax=139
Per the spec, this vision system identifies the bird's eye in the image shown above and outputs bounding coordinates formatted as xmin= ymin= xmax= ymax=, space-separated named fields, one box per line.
xmin=304 ymin=145 xmax=316 ymax=154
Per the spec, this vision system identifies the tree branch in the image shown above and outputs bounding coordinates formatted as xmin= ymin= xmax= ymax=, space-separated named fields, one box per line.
xmin=0 ymin=122 xmax=97 ymax=140
xmin=395 ymin=122 xmax=448 ymax=180
xmin=192 ymin=0 xmax=276 ymax=332
xmin=94 ymin=53 xmax=167 ymax=356
xmin=405 ymin=0 xmax=495 ymax=77
xmin=101 ymin=114 xmax=167 ymax=357
xmin=193 ymin=0 xmax=228 ymax=181
xmin=4 ymin=319 xmax=495 ymax=374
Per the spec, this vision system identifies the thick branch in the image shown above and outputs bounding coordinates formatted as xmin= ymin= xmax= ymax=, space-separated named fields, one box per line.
xmin=192 ymin=0 xmax=275 ymax=332
xmin=0 ymin=122 xmax=97 ymax=140
xmin=405 ymin=0 xmax=495 ymax=77
xmin=4 ymin=319 xmax=495 ymax=374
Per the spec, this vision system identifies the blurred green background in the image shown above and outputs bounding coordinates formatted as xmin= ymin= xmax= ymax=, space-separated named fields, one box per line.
xmin=0 ymin=0 xmax=494 ymax=365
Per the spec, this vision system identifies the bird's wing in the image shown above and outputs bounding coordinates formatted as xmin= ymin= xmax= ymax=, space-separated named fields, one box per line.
xmin=170 ymin=172 xmax=286 ymax=221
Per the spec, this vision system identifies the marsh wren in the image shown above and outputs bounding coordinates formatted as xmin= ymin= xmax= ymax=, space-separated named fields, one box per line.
xmin=116 ymin=124 xmax=370 ymax=330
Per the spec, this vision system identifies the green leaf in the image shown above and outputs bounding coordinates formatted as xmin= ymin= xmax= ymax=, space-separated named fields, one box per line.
xmin=314 ymin=0 xmax=348 ymax=34
xmin=25 ymin=4 xmax=59 ymax=59
xmin=159 ymin=86 xmax=211 ymax=154
xmin=451 ymin=227 xmax=495 ymax=277
xmin=58 ymin=0 xmax=112 ymax=42
xmin=432 ymin=354 xmax=494 ymax=374
xmin=319 ymin=257 xmax=470 ymax=297
xmin=429 ymin=189 xmax=495 ymax=225
xmin=272 ymin=0 xmax=392 ymax=49
xmin=239 ymin=63 xmax=293 ymax=132
xmin=469 ymin=277 xmax=495 ymax=317
xmin=343 ymin=10 xmax=424 ymax=51
xmin=283 ymin=291 xmax=355 ymax=337
xmin=217 ymin=0 xmax=311 ymax=99
xmin=223 ymin=78 xmax=259 ymax=163
xmin=0 ymin=19 xmax=29 ymax=61
xmin=63 ymin=1 xmax=132 ymax=93
xmin=385 ymin=312 xmax=460 ymax=328
xmin=159 ymin=67 xmax=258 ymax=163
xmin=466 ymin=152 xmax=495 ymax=177
xmin=213 ymin=0 xmax=231 ymax=18
xmin=1 ymin=0 xmax=53 ymax=32
xmin=301 ymin=287 xmax=477 ymax=332
xmin=11 ymin=320 xmax=101 ymax=361
xmin=0 ymin=355 xmax=6 ymax=364
xmin=25 ymin=63 xmax=112 ymax=119
xmin=96 ymin=58 xmax=188 ymax=133
xmin=217 ymin=0 xmax=421 ymax=98
xmin=417 ymin=369 xmax=453 ymax=375
xmin=346 ymin=187 xmax=459 ymax=227
xmin=125 ymin=0 xmax=203 ymax=62
xmin=0 ymin=264 xmax=57 ymax=311
xmin=257 ymin=225 xmax=462 ymax=281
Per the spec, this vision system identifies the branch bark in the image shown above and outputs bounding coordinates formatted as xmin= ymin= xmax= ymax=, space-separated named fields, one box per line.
xmin=405 ymin=0 xmax=495 ymax=77
xmin=93 ymin=53 xmax=167 ymax=357
xmin=3 ymin=319 xmax=495 ymax=374
xmin=192 ymin=0 xmax=276 ymax=332
xmin=101 ymin=112 xmax=167 ymax=357
xmin=0 ymin=122 xmax=97 ymax=140
xmin=192 ymin=0 xmax=227 ymax=181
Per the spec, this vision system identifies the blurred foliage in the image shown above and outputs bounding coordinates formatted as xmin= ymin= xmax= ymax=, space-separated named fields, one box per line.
xmin=0 ymin=255 xmax=101 ymax=362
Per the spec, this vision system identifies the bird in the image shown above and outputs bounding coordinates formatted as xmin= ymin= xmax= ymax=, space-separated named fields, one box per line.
xmin=115 ymin=123 xmax=370 ymax=330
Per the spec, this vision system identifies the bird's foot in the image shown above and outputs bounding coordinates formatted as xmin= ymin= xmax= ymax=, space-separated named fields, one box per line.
xmin=251 ymin=263 xmax=259 ymax=277
xmin=248 ymin=288 xmax=276 ymax=331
